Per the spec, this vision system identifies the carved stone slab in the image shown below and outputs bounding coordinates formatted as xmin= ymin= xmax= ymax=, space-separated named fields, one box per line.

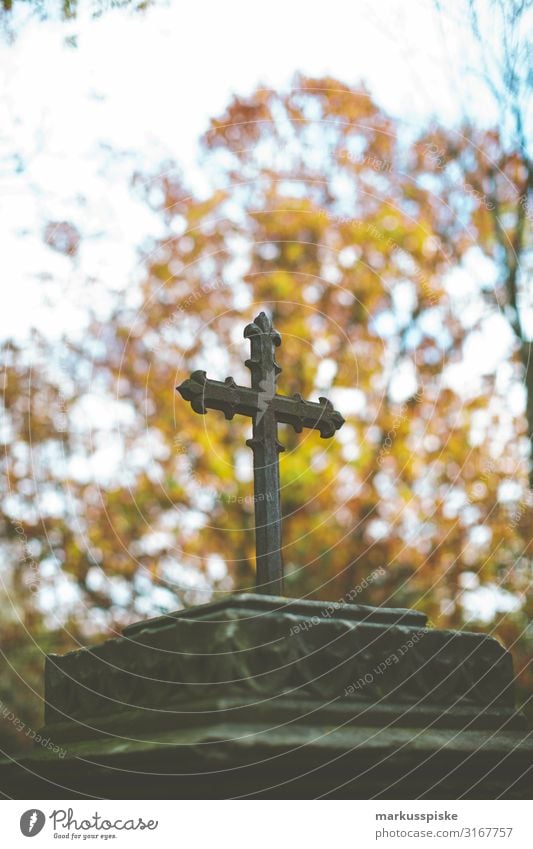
xmin=42 ymin=594 xmax=524 ymax=742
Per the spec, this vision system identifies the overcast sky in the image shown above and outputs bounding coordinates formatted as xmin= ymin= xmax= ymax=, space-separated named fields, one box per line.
xmin=0 ymin=0 xmax=504 ymax=339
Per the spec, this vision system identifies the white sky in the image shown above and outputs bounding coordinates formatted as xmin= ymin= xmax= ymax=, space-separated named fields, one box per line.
xmin=0 ymin=1 xmax=529 ymax=411
xmin=0 ymin=0 xmax=504 ymax=338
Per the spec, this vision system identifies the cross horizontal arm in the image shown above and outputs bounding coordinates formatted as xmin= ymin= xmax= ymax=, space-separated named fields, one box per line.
xmin=177 ymin=370 xmax=345 ymax=438
xmin=273 ymin=392 xmax=345 ymax=438
xmin=177 ymin=370 xmax=259 ymax=420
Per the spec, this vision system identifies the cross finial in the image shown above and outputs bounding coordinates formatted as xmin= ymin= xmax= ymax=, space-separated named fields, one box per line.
xmin=177 ymin=311 xmax=345 ymax=595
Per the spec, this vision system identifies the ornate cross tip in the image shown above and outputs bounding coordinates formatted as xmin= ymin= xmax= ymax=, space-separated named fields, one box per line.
xmin=176 ymin=310 xmax=346 ymax=596
xmin=243 ymin=311 xmax=282 ymax=345
xmin=176 ymin=370 xmax=208 ymax=414
xmin=317 ymin=396 xmax=345 ymax=438
xmin=244 ymin=311 xmax=282 ymax=385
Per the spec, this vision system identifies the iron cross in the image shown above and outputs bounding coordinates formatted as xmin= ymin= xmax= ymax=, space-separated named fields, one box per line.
xmin=177 ymin=312 xmax=345 ymax=595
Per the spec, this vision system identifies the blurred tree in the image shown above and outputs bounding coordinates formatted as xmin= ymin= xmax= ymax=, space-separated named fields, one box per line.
xmin=1 ymin=76 xmax=532 ymax=752
xmin=0 ymin=0 xmax=153 ymax=21
xmin=434 ymin=0 xmax=533 ymax=482
xmin=0 ymin=0 xmax=156 ymax=43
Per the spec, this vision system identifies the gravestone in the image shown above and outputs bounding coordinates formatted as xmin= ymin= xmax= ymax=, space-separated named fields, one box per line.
xmin=1 ymin=313 xmax=532 ymax=799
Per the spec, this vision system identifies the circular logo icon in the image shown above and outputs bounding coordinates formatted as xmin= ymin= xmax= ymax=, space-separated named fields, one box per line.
xmin=20 ymin=810 xmax=46 ymax=837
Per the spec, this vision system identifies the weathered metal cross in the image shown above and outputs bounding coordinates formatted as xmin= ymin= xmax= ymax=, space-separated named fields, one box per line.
xmin=177 ymin=312 xmax=344 ymax=595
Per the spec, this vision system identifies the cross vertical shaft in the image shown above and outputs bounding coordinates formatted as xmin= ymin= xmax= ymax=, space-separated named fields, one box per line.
xmin=244 ymin=313 xmax=284 ymax=595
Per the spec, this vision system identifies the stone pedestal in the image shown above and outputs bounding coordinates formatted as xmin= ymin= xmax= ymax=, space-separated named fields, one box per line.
xmin=1 ymin=594 xmax=532 ymax=798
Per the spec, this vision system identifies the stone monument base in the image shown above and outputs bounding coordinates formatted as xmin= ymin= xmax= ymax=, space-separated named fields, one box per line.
xmin=1 ymin=594 xmax=532 ymax=798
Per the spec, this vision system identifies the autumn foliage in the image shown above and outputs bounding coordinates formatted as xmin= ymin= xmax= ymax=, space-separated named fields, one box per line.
xmin=1 ymin=76 xmax=531 ymax=751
